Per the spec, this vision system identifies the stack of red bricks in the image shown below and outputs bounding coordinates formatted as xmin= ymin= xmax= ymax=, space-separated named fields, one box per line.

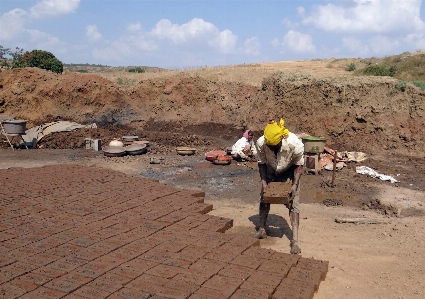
xmin=0 ymin=164 xmax=328 ymax=299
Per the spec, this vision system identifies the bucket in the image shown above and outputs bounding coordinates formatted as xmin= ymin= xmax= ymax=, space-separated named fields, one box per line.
xmin=301 ymin=136 xmax=326 ymax=154
xmin=2 ymin=120 xmax=27 ymax=134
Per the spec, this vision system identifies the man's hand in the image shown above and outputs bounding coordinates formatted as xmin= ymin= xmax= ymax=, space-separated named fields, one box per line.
xmin=290 ymin=183 xmax=297 ymax=198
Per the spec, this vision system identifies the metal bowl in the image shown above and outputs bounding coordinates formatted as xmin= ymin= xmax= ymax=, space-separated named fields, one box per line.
xmin=176 ymin=147 xmax=196 ymax=155
xmin=103 ymin=146 xmax=126 ymax=157
xmin=125 ymin=144 xmax=147 ymax=155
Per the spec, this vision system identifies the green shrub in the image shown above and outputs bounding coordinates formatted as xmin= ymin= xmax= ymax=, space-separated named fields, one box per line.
xmin=412 ymin=81 xmax=425 ymax=90
xmin=395 ymin=80 xmax=407 ymax=92
xmin=76 ymin=69 xmax=88 ymax=73
xmin=363 ymin=64 xmax=396 ymax=77
xmin=128 ymin=67 xmax=145 ymax=73
xmin=347 ymin=62 xmax=356 ymax=71
xmin=16 ymin=50 xmax=63 ymax=73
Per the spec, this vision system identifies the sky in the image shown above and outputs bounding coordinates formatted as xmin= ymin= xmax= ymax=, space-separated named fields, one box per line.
xmin=1 ymin=0 xmax=425 ymax=69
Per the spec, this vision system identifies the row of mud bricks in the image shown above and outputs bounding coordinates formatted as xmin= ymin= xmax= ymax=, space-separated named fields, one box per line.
xmin=0 ymin=164 xmax=328 ymax=299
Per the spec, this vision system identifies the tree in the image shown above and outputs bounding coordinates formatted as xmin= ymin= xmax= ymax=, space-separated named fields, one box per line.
xmin=18 ymin=50 xmax=63 ymax=73
xmin=0 ymin=45 xmax=24 ymax=68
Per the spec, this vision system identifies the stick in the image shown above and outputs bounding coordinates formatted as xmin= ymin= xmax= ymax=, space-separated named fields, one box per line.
xmin=331 ymin=150 xmax=337 ymax=187
xmin=335 ymin=218 xmax=387 ymax=224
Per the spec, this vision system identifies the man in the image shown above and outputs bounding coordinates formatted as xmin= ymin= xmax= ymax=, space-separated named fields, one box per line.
xmin=254 ymin=118 xmax=304 ymax=254
xmin=231 ymin=130 xmax=256 ymax=162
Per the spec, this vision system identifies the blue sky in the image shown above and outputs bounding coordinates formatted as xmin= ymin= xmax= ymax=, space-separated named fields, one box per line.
xmin=1 ymin=0 xmax=425 ymax=69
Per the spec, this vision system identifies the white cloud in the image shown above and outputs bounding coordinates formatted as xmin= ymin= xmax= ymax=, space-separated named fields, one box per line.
xmin=342 ymin=37 xmax=370 ymax=56
xmin=86 ymin=25 xmax=102 ymax=42
xmin=27 ymin=29 xmax=67 ymax=55
xmin=276 ymin=30 xmax=316 ymax=54
xmin=0 ymin=9 xmax=27 ymax=41
xmin=302 ymin=0 xmax=425 ymax=33
xmin=368 ymin=35 xmax=399 ymax=54
xmin=209 ymin=29 xmax=238 ymax=54
xmin=244 ymin=37 xmax=261 ymax=56
xmin=404 ymin=33 xmax=425 ymax=49
xmin=127 ymin=22 xmax=142 ymax=32
xmin=282 ymin=18 xmax=298 ymax=29
xmin=30 ymin=0 xmax=80 ymax=18
xmin=151 ymin=18 xmax=217 ymax=43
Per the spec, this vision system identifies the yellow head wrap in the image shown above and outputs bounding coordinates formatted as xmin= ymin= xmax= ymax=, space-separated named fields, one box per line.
xmin=264 ymin=118 xmax=290 ymax=146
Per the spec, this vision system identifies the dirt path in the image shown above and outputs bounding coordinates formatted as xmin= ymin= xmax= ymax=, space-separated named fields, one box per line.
xmin=1 ymin=148 xmax=424 ymax=299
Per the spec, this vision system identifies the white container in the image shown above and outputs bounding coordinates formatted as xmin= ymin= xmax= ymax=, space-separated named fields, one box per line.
xmin=109 ymin=138 xmax=124 ymax=147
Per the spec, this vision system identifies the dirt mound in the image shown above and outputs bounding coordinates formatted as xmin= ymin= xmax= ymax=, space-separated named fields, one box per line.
xmin=1 ymin=66 xmax=424 ymax=156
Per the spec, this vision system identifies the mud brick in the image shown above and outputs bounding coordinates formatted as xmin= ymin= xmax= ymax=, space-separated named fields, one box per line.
xmin=70 ymin=247 xmax=107 ymax=261
xmin=140 ymin=220 xmax=172 ymax=231
xmin=218 ymin=263 xmax=253 ymax=281
xmin=173 ymin=269 xmax=211 ymax=286
xmin=61 ymin=256 xmax=89 ymax=267
xmin=9 ymin=277 xmax=39 ymax=293
xmin=46 ymin=244 xmax=84 ymax=257
xmin=242 ymin=246 xmax=274 ymax=259
xmin=296 ymin=257 xmax=329 ymax=281
xmin=227 ymin=235 xmax=260 ymax=248
xmin=154 ymin=240 xmax=188 ymax=253
xmin=72 ymin=284 xmax=111 ymax=299
xmin=203 ymin=248 xmax=239 ymax=263
xmin=194 ymin=237 xmax=226 ymax=250
xmin=86 ymin=272 xmax=131 ymax=292
xmin=189 ymin=258 xmax=227 ymax=276
xmin=93 ymin=253 xmax=127 ymax=268
xmin=110 ymin=287 xmax=151 ymax=299
xmin=161 ymin=256 xmax=193 ymax=269
xmin=68 ymin=236 xmax=102 ymax=247
xmin=108 ymin=246 xmax=144 ymax=260
xmin=46 ymin=259 xmax=81 ymax=273
xmin=164 ymin=275 xmax=200 ymax=293
xmin=217 ymin=243 xmax=252 ymax=257
xmin=193 ymin=286 xmax=235 ymax=299
xmin=229 ymin=254 xmax=263 ymax=270
xmin=257 ymin=259 xmax=292 ymax=277
xmin=246 ymin=270 xmax=283 ymax=287
xmin=272 ymin=283 xmax=315 ymax=299
xmin=18 ymin=272 xmax=53 ymax=286
xmin=110 ymin=259 xmax=158 ymax=279
xmin=0 ymin=262 xmax=37 ymax=279
xmin=73 ymin=260 xmax=112 ymax=278
xmin=129 ymin=280 xmax=192 ymax=299
xmin=145 ymin=264 xmax=182 ymax=279
xmin=230 ymin=288 xmax=271 ymax=299
xmin=276 ymin=277 xmax=317 ymax=296
xmin=203 ymin=274 xmax=243 ymax=296
xmin=239 ymin=279 xmax=276 ymax=296
xmin=175 ymin=245 xmax=209 ymax=262
xmin=0 ymin=282 xmax=28 ymax=298
xmin=181 ymin=203 xmax=213 ymax=214
xmin=187 ymin=293 xmax=217 ymax=299
xmin=286 ymin=267 xmax=322 ymax=291
xmin=139 ymin=247 xmax=173 ymax=263
xmin=0 ymin=256 xmax=16 ymax=267
xmin=126 ymin=273 xmax=169 ymax=289
xmin=62 ymin=294 xmax=92 ymax=299
xmin=43 ymin=273 xmax=89 ymax=293
xmin=18 ymin=286 xmax=66 ymax=299
xmin=157 ymin=210 xmax=190 ymax=224
xmin=269 ymin=251 xmax=300 ymax=266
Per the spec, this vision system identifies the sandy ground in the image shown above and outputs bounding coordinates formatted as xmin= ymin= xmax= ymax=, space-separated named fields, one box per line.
xmin=1 ymin=148 xmax=424 ymax=299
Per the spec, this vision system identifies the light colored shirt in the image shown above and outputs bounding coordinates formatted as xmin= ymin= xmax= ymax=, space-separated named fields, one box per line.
xmin=231 ymin=137 xmax=257 ymax=156
xmin=255 ymin=132 xmax=304 ymax=174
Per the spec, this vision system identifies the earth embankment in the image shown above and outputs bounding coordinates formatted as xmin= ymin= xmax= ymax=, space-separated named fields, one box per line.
xmin=1 ymin=66 xmax=424 ymax=156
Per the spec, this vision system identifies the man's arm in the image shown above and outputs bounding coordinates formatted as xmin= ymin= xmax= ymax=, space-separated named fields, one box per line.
xmin=291 ymin=164 xmax=303 ymax=196
xmin=258 ymin=163 xmax=268 ymax=190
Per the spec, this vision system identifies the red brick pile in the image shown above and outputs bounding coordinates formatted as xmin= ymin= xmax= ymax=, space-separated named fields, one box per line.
xmin=0 ymin=165 xmax=328 ymax=299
